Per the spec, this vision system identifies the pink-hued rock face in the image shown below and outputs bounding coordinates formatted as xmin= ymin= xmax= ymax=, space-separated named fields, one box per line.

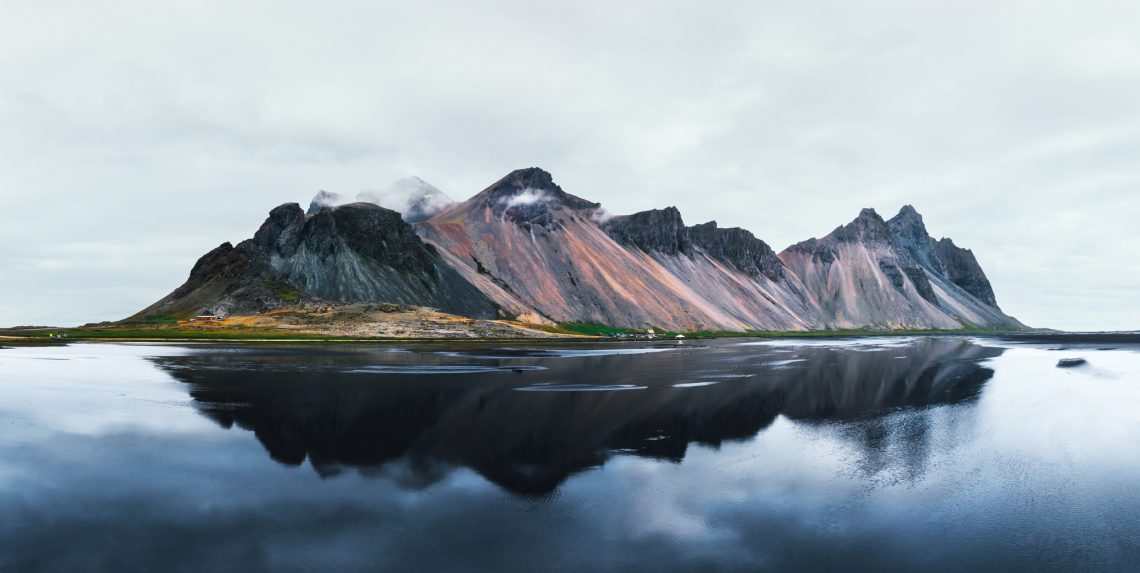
xmin=417 ymin=168 xmax=1022 ymax=331
xmin=779 ymin=206 xmax=1020 ymax=330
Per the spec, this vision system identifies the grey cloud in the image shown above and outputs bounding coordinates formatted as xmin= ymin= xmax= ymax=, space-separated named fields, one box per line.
xmin=1 ymin=0 xmax=1138 ymax=329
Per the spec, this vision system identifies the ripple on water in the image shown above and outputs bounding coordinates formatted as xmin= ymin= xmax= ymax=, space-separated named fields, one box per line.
xmin=436 ymin=347 xmax=682 ymax=359
xmin=671 ymin=381 xmax=720 ymax=388
xmin=347 ymin=365 xmax=548 ymax=375
xmin=737 ymin=338 xmax=916 ymax=349
xmin=514 ymin=383 xmax=648 ymax=392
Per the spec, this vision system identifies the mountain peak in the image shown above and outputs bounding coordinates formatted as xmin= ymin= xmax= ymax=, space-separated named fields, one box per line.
xmin=896 ymin=204 xmax=922 ymax=219
xmin=887 ymin=204 xmax=933 ymax=258
xmin=477 ymin=168 xmax=595 ymax=206
xmin=830 ymin=207 xmax=892 ymax=243
xmin=471 ymin=168 xmax=600 ymax=228
xmin=497 ymin=167 xmax=557 ymax=190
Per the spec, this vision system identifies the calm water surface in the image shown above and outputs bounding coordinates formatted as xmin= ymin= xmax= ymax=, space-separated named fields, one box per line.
xmin=2 ymin=336 xmax=1139 ymax=572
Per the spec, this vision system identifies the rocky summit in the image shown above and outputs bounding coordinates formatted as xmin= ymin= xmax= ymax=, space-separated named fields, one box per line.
xmin=133 ymin=167 xmax=1023 ymax=332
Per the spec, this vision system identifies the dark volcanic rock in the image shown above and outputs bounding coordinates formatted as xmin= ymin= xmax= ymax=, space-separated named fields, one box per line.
xmin=255 ymin=203 xmax=306 ymax=256
xmin=324 ymin=203 xmax=435 ymax=272
xmin=262 ymin=202 xmax=496 ymax=316
xmin=603 ymin=213 xmax=787 ymax=281
xmin=602 ymin=207 xmax=693 ymax=256
xmin=879 ymin=260 xmax=906 ymax=290
xmin=689 ymin=221 xmax=785 ymax=281
xmin=932 ymin=238 xmax=998 ymax=307
xmin=902 ymin=264 xmax=938 ymax=304
xmin=131 ymin=201 xmax=499 ymax=321
xmin=878 ymin=257 xmax=936 ymax=304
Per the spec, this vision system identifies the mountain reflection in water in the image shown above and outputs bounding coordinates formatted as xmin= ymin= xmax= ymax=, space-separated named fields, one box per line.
xmin=150 ymin=337 xmax=1001 ymax=495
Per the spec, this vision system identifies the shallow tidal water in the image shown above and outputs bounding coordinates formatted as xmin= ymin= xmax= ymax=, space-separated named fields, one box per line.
xmin=2 ymin=336 xmax=1139 ymax=572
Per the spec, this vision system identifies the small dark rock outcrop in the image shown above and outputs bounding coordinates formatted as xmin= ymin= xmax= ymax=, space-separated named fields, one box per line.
xmin=902 ymin=265 xmax=938 ymax=304
xmin=879 ymin=260 xmax=906 ymax=290
xmin=603 ymin=212 xmax=787 ymax=282
xmin=602 ymin=207 xmax=693 ymax=256
xmin=932 ymin=238 xmax=998 ymax=307
xmin=831 ymin=208 xmax=894 ymax=244
xmin=876 ymin=259 xmax=935 ymax=303
xmin=689 ymin=221 xmax=785 ymax=281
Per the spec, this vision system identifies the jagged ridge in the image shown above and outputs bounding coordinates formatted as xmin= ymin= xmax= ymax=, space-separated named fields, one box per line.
xmin=134 ymin=167 xmax=1022 ymax=332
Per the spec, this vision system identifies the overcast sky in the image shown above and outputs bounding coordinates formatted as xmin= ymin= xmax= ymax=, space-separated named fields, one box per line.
xmin=2 ymin=0 xmax=1138 ymax=330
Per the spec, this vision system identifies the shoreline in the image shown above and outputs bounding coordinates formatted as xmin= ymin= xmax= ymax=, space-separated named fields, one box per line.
xmin=0 ymin=327 xmax=1039 ymax=345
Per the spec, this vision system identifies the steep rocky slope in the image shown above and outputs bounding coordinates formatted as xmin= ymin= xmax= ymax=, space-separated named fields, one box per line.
xmin=417 ymin=168 xmax=818 ymax=331
xmin=599 ymin=207 xmax=820 ymax=330
xmin=780 ymin=207 xmax=1021 ymax=329
xmin=132 ymin=202 xmax=497 ymax=321
xmin=416 ymin=167 xmax=1018 ymax=331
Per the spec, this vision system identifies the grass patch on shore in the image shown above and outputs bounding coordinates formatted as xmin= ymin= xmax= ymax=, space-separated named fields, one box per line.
xmin=530 ymin=323 xmax=645 ymax=336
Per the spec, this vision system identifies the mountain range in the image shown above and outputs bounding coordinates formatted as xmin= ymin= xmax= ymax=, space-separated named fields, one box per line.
xmin=131 ymin=167 xmax=1023 ymax=332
